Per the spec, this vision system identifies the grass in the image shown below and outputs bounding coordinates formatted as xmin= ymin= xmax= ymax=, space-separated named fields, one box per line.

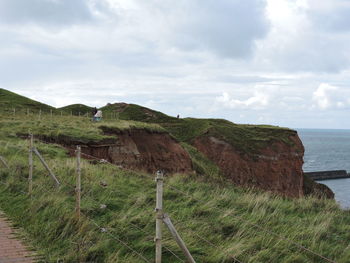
xmin=107 ymin=104 xmax=298 ymax=155
xmin=58 ymin=104 xmax=94 ymax=115
xmin=95 ymin=102 xmax=298 ymax=155
xmin=0 ymin=88 xmax=54 ymax=113
xmin=160 ymin=118 xmax=297 ymax=155
xmin=0 ymin=89 xmax=349 ymax=262
xmin=1 ymin=88 xmax=298 ymax=155
xmin=0 ymin=114 xmax=349 ymax=262
xmin=0 ymin=113 xmax=165 ymax=145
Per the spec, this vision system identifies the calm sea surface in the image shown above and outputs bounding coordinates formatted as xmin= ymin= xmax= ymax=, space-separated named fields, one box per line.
xmin=297 ymin=129 xmax=350 ymax=209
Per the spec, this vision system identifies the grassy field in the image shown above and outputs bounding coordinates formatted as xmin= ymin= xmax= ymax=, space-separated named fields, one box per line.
xmin=0 ymin=88 xmax=54 ymax=113
xmin=0 ymin=112 xmax=349 ymax=263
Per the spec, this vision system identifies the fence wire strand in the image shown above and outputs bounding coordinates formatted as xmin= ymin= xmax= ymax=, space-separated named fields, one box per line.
xmin=171 ymin=220 xmax=244 ymax=263
xmin=80 ymin=189 xmax=185 ymax=262
xmin=166 ymin=185 xmax=337 ymax=263
xmin=81 ymin=212 xmax=152 ymax=263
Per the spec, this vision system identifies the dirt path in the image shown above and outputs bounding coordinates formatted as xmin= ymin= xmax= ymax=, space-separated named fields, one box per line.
xmin=0 ymin=212 xmax=37 ymax=263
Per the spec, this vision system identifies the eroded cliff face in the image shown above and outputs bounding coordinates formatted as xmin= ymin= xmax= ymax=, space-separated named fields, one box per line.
xmin=39 ymin=125 xmax=333 ymax=198
xmin=77 ymin=129 xmax=192 ymax=174
xmin=192 ymin=133 xmax=305 ymax=198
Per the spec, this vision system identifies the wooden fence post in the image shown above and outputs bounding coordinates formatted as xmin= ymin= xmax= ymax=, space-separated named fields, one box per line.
xmin=32 ymin=147 xmax=60 ymax=187
xmin=13 ymin=108 xmax=15 ymax=116
xmin=0 ymin=156 xmax=9 ymax=169
xmin=155 ymin=170 xmax=164 ymax=263
xmin=76 ymin=146 xmax=81 ymax=220
xmin=163 ymin=214 xmax=196 ymax=263
xmin=28 ymin=134 xmax=33 ymax=196
xmin=50 ymin=109 xmax=53 ymax=117
xmin=39 ymin=109 xmax=41 ymax=120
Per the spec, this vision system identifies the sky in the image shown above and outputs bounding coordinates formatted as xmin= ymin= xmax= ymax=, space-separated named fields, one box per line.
xmin=1 ymin=0 xmax=350 ymax=129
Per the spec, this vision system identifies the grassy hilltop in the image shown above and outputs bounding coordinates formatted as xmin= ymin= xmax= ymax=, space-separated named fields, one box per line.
xmin=0 ymin=89 xmax=349 ymax=262
xmin=1 ymin=88 xmax=296 ymax=155
xmin=0 ymin=88 xmax=55 ymax=113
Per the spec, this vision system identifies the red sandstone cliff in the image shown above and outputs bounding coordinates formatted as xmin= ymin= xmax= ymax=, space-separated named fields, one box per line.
xmin=36 ymin=125 xmax=332 ymax=198
xmin=75 ymin=129 xmax=192 ymax=174
xmin=192 ymin=133 xmax=305 ymax=198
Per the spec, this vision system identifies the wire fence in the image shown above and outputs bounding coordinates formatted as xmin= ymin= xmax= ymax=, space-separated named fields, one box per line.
xmin=0 ymin=134 xmax=342 ymax=263
xmin=1 ymin=107 xmax=120 ymax=120
xmin=0 ymin=137 xmax=189 ymax=262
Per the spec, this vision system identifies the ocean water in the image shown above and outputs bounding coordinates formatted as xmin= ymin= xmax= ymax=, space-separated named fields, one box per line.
xmin=297 ymin=129 xmax=350 ymax=209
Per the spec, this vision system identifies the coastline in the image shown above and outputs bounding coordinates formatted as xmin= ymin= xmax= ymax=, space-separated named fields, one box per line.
xmin=297 ymin=128 xmax=350 ymax=209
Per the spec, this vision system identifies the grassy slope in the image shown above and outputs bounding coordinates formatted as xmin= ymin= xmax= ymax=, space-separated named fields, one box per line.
xmin=0 ymin=114 xmax=164 ymax=145
xmin=0 ymin=88 xmax=55 ymax=113
xmin=0 ymin=113 xmax=349 ymax=263
xmin=1 ymin=89 xmax=297 ymax=155
xmin=58 ymin=104 xmax=94 ymax=116
xmin=114 ymin=104 xmax=298 ymax=155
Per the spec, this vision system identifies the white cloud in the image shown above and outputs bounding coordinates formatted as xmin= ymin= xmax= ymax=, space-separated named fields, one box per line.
xmin=311 ymin=83 xmax=350 ymax=110
xmin=215 ymin=89 xmax=270 ymax=110
xmin=312 ymin=83 xmax=337 ymax=110
xmin=256 ymin=0 xmax=350 ymax=73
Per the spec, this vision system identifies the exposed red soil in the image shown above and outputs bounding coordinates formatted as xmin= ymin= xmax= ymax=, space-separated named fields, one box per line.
xmin=193 ymin=135 xmax=305 ymax=198
xmin=75 ymin=129 xmax=192 ymax=174
xmin=37 ymin=127 xmax=332 ymax=198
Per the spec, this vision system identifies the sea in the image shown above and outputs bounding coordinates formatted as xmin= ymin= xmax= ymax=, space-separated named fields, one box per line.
xmin=297 ymin=129 xmax=350 ymax=209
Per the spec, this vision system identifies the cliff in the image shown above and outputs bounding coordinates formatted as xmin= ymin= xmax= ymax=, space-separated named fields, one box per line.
xmin=37 ymin=127 xmax=193 ymax=175
xmin=0 ymin=88 xmax=333 ymax=199
xmin=193 ymin=132 xmax=304 ymax=198
xmin=79 ymin=128 xmax=192 ymax=174
xmin=36 ymin=111 xmax=333 ymax=199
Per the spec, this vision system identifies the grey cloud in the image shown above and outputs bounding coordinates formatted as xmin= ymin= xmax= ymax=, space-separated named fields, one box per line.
xmin=184 ymin=0 xmax=270 ymax=58
xmin=142 ymin=0 xmax=270 ymax=59
xmin=274 ymin=35 xmax=350 ymax=73
xmin=314 ymin=9 xmax=350 ymax=32
xmin=2 ymin=0 xmax=350 ymax=129
xmin=0 ymin=0 xmax=94 ymax=26
xmin=308 ymin=0 xmax=350 ymax=33
xmin=213 ymin=74 xmax=277 ymax=84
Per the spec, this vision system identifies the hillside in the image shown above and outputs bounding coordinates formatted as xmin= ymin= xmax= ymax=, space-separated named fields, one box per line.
xmin=82 ymin=103 xmax=326 ymax=198
xmin=0 ymin=90 xmax=300 ymax=155
xmin=0 ymin=89 xmax=332 ymax=198
xmin=58 ymin=104 xmax=94 ymax=116
xmin=86 ymin=102 xmax=297 ymax=155
xmin=0 ymin=88 xmax=55 ymax=113
xmin=0 ymin=89 xmax=347 ymax=262
xmin=0 ymin=113 xmax=349 ymax=262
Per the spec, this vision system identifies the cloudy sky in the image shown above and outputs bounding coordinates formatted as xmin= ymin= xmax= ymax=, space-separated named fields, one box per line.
xmin=1 ymin=0 xmax=350 ymax=129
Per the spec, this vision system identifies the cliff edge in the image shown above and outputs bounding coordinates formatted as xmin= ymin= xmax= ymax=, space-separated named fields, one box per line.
xmin=193 ymin=132 xmax=304 ymax=198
